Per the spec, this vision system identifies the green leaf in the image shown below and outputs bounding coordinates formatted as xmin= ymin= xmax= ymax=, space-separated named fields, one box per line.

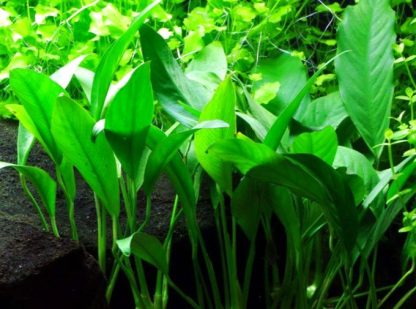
xmin=143 ymin=120 xmax=228 ymax=195
xmin=117 ymin=231 xmax=168 ymax=274
xmin=335 ymin=0 xmax=395 ymax=155
xmin=387 ymin=159 xmax=416 ymax=203
xmin=249 ymin=154 xmax=358 ymax=251
xmin=185 ymin=41 xmax=227 ymax=93
xmin=146 ymin=126 xmax=198 ymax=251
xmin=298 ymin=91 xmax=348 ymax=130
xmin=194 ymin=78 xmax=236 ymax=194
xmin=334 ymin=146 xmax=380 ymax=200
xmin=263 ymin=57 xmax=333 ymax=151
xmin=291 ymin=127 xmax=338 ymax=165
xmin=50 ymin=55 xmax=89 ymax=89
xmin=252 ymin=53 xmax=310 ymax=119
xmin=207 ymin=138 xmax=276 ymax=174
xmin=51 ymin=97 xmax=120 ymax=217
xmin=90 ymin=0 xmax=161 ymax=119
xmin=17 ymin=123 xmax=35 ymax=165
xmin=104 ymin=63 xmax=154 ymax=183
xmin=231 ymin=178 xmax=264 ymax=240
xmin=140 ymin=24 xmax=209 ymax=126
xmin=0 ymin=162 xmax=56 ymax=218
xmin=10 ymin=69 xmax=64 ymax=163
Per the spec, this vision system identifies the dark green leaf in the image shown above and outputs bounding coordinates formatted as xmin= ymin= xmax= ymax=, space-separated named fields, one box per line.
xmin=335 ymin=0 xmax=395 ymax=154
xmin=117 ymin=231 xmax=168 ymax=274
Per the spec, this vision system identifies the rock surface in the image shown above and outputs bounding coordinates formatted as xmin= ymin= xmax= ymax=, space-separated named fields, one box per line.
xmin=0 ymin=212 xmax=108 ymax=309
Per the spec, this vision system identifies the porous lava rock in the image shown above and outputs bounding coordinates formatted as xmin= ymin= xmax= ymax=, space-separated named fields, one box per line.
xmin=0 ymin=212 xmax=108 ymax=309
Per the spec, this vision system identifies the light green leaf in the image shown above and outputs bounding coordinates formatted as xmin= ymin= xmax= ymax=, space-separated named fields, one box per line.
xmin=0 ymin=162 xmax=56 ymax=218
xmin=185 ymin=41 xmax=227 ymax=94
xmin=252 ymin=53 xmax=310 ymax=119
xmin=207 ymin=138 xmax=276 ymax=174
xmin=143 ymin=120 xmax=228 ymax=195
xmin=117 ymin=231 xmax=168 ymax=274
xmin=291 ymin=127 xmax=338 ymax=165
xmin=51 ymin=55 xmax=89 ymax=89
xmin=104 ymin=63 xmax=154 ymax=183
xmin=51 ymin=97 xmax=120 ymax=217
xmin=194 ymin=78 xmax=236 ymax=194
xmin=17 ymin=123 xmax=35 ymax=165
xmin=140 ymin=24 xmax=209 ymax=126
xmin=298 ymin=91 xmax=348 ymax=130
xmin=146 ymin=126 xmax=198 ymax=251
xmin=90 ymin=0 xmax=161 ymax=120
xmin=335 ymin=0 xmax=395 ymax=155
xmin=263 ymin=58 xmax=333 ymax=151
xmin=9 ymin=69 xmax=64 ymax=163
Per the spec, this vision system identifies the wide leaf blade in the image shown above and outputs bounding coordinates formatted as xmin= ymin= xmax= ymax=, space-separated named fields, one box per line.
xmin=105 ymin=62 xmax=154 ymax=183
xmin=140 ymin=24 xmax=209 ymax=126
xmin=51 ymin=97 xmax=120 ymax=217
xmin=335 ymin=0 xmax=395 ymax=154
xmin=10 ymin=69 xmax=64 ymax=163
xmin=194 ymin=78 xmax=236 ymax=194
xmin=117 ymin=231 xmax=168 ymax=274
xmin=291 ymin=127 xmax=338 ymax=165
xmin=90 ymin=0 xmax=161 ymax=119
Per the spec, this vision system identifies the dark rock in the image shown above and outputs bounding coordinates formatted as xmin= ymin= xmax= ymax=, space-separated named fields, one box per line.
xmin=0 ymin=212 xmax=108 ymax=309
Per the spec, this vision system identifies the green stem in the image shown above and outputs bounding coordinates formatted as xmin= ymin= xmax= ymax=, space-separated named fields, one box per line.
xmin=379 ymin=261 xmax=415 ymax=307
xmin=199 ymin=235 xmax=223 ymax=308
xmin=135 ymin=257 xmax=153 ymax=307
xmin=126 ymin=176 xmax=138 ymax=233
xmin=393 ymin=285 xmax=416 ymax=309
xmin=387 ymin=141 xmax=395 ymax=175
xmin=138 ymin=195 xmax=152 ymax=232
xmin=56 ymin=169 xmax=78 ymax=240
xmin=50 ymin=215 xmax=60 ymax=237
xmin=242 ymin=235 xmax=257 ymax=308
xmin=95 ymin=194 xmax=107 ymax=274
xmin=20 ymin=175 xmax=50 ymax=232
xmin=106 ymin=259 xmax=121 ymax=302
xmin=168 ymin=279 xmax=201 ymax=309
xmin=106 ymin=217 xmax=121 ymax=301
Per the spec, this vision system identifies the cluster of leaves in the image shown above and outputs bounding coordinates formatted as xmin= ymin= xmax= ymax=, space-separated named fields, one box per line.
xmin=2 ymin=0 xmax=416 ymax=308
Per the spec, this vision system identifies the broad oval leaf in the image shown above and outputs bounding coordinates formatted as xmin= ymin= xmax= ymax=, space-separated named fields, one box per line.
xmin=335 ymin=0 xmax=395 ymax=155
xmin=207 ymin=138 xmax=276 ymax=174
xmin=9 ymin=69 xmax=64 ymax=163
xmin=185 ymin=41 xmax=227 ymax=94
xmin=104 ymin=62 xmax=154 ymax=183
xmin=252 ymin=53 xmax=310 ymax=119
xmin=117 ymin=231 xmax=168 ymax=274
xmin=298 ymin=91 xmax=348 ymax=130
xmin=291 ymin=126 xmax=338 ymax=165
xmin=333 ymin=146 xmax=380 ymax=199
xmin=140 ymin=24 xmax=209 ymax=126
xmin=90 ymin=0 xmax=161 ymax=119
xmin=51 ymin=97 xmax=120 ymax=217
xmin=194 ymin=77 xmax=236 ymax=194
